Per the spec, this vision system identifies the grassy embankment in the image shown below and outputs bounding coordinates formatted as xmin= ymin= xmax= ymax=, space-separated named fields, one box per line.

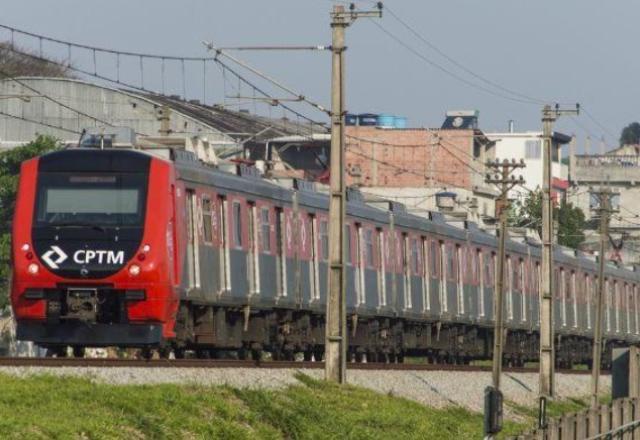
xmin=0 ymin=372 xmax=597 ymax=439
xmin=0 ymin=372 xmax=524 ymax=439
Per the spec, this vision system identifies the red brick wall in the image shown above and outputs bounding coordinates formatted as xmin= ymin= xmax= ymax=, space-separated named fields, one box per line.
xmin=344 ymin=127 xmax=477 ymax=189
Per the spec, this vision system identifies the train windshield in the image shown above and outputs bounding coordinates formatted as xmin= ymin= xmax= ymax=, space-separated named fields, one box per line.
xmin=34 ymin=172 xmax=148 ymax=227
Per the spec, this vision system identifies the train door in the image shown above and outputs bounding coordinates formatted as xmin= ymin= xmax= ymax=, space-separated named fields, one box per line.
xmin=477 ymin=250 xmax=485 ymax=319
xmin=506 ymin=257 xmax=514 ymax=322
xmin=440 ymin=241 xmax=448 ymax=314
xmin=520 ymin=259 xmax=527 ymax=324
xmin=605 ymin=279 xmax=611 ymax=333
xmin=275 ymin=208 xmax=287 ymax=298
xmin=456 ymin=245 xmax=464 ymax=316
xmin=377 ymin=228 xmax=387 ymax=308
xmin=218 ymin=196 xmax=231 ymax=293
xmin=247 ymin=202 xmax=260 ymax=295
xmin=422 ymin=237 xmax=430 ymax=313
xmin=355 ymin=223 xmax=365 ymax=306
xmin=626 ymin=284 xmax=633 ymax=334
xmin=310 ymin=214 xmax=320 ymax=302
xmin=186 ymin=189 xmax=200 ymax=290
xmin=635 ymin=285 xmax=640 ymax=335
xmin=585 ymin=274 xmax=592 ymax=330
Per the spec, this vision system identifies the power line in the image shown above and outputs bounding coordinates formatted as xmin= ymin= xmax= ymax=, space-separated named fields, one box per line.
xmin=383 ymin=6 xmax=546 ymax=106
xmin=368 ymin=20 xmax=542 ymax=105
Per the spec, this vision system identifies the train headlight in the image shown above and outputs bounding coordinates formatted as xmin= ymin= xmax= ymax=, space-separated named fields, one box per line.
xmin=27 ymin=263 xmax=39 ymax=275
xmin=142 ymin=244 xmax=151 ymax=253
xmin=21 ymin=243 xmax=30 ymax=252
xmin=128 ymin=264 xmax=141 ymax=276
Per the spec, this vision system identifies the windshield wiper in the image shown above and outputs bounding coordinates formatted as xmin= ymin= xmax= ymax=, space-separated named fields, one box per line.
xmin=52 ymin=222 xmax=106 ymax=232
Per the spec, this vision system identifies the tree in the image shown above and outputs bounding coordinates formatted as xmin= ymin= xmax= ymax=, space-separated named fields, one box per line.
xmin=620 ymin=122 xmax=640 ymax=146
xmin=509 ymin=189 xmax=586 ymax=249
xmin=0 ymin=42 xmax=71 ymax=78
xmin=0 ymin=136 xmax=59 ymax=310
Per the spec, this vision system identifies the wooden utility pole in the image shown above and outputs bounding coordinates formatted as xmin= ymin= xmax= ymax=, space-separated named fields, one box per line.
xmin=539 ymin=104 xmax=579 ymax=399
xmin=485 ymin=159 xmax=525 ymax=393
xmin=325 ymin=4 xmax=382 ymax=384
xmin=590 ymin=184 xmax=617 ymax=408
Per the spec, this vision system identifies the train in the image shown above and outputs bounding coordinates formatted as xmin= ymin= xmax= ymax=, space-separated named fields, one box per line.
xmin=10 ymin=140 xmax=640 ymax=365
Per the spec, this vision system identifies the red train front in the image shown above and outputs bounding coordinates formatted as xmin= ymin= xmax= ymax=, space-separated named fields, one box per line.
xmin=11 ymin=148 xmax=179 ymax=350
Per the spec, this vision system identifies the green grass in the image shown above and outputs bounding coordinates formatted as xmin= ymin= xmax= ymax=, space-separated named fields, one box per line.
xmin=0 ymin=372 xmax=528 ymax=439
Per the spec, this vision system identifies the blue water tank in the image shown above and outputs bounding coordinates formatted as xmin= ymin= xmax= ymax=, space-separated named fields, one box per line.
xmin=358 ymin=113 xmax=379 ymax=126
xmin=394 ymin=116 xmax=407 ymax=128
xmin=345 ymin=113 xmax=358 ymax=126
xmin=377 ymin=113 xmax=395 ymax=127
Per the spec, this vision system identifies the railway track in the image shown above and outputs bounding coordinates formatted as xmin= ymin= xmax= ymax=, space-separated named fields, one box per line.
xmin=0 ymin=357 xmax=603 ymax=374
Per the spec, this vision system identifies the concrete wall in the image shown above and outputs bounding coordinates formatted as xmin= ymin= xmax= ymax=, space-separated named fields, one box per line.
xmin=0 ymin=77 xmax=236 ymax=148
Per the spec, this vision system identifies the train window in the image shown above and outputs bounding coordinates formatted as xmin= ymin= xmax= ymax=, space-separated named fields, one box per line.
xmin=478 ymin=250 xmax=485 ymax=317
xmin=320 ymin=220 xmax=329 ymax=261
xmin=411 ymin=238 xmax=420 ymax=274
xmin=554 ymin=269 xmax=562 ymax=299
xmin=186 ymin=189 xmax=200 ymax=289
xmin=364 ymin=229 xmax=374 ymax=267
xmin=430 ymin=241 xmax=440 ymax=278
xmin=615 ymin=282 xmax=621 ymax=333
xmin=506 ymin=258 xmax=514 ymax=320
xmin=512 ymin=259 xmax=522 ymax=292
xmin=232 ymin=201 xmax=243 ymax=248
xmin=565 ymin=271 xmax=573 ymax=301
xmin=261 ymin=208 xmax=271 ymax=253
xmin=446 ymin=244 xmax=457 ymax=282
xmin=483 ymin=252 xmax=494 ymax=287
xmin=202 ymin=197 xmax=213 ymax=244
xmin=345 ymin=224 xmax=352 ymax=265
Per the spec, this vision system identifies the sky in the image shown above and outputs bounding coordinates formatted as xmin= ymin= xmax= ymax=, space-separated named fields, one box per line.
xmin=3 ymin=0 xmax=639 ymax=151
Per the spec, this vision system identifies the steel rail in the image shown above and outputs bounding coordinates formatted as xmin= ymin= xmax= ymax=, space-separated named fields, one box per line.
xmin=0 ymin=357 xmax=605 ymax=374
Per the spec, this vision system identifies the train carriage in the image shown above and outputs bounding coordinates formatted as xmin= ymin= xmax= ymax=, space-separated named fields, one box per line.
xmin=10 ymin=143 xmax=640 ymax=365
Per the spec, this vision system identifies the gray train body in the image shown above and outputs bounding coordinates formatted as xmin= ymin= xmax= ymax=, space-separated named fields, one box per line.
xmin=173 ymin=151 xmax=639 ymax=365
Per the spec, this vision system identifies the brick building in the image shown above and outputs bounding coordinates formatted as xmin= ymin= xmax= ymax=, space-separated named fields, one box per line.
xmin=343 ymin=125 xmax=497 ymax=220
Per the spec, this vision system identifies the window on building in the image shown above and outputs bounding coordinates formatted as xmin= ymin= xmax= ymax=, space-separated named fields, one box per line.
xmin=202 ymin=197 xmax=213 ymax=243
xmin=525 ymin=140 xmax=541 ymax=159
xmin=261 ymin=207 xmax=271 ymax=253
xmin=430 ymin=240 xmax=440 ymax=278
xmin=484 ymin=252 xmax=494 ymax=287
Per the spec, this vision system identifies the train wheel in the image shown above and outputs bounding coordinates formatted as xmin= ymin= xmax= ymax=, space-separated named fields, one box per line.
xmin=195 ymin=349 xmax=210 ymax=359
xmin=303 ymin=350 xmax=313 ymax=362
xmin=355 ymin=350 xmax=365 ymax=363
xmin=141 ymin=347 xmax=153 ymax=360
xmin=251 ymin=348 xmax=263 ymax=361
xmin=313 ymin=347 xmax=324 ymax=362
xmin=158 ymin=346 xmax=171 ymax=359
xmin=173 ymin=347 xmax=186 ymax=359
xmin=72 ymin=346 xmax=85 ymax=358
xmin=397 ymin=352 xmax=405 ymax=364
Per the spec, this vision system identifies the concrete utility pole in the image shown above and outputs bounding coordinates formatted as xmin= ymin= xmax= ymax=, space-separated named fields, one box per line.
xmin=590 ymin=183 xmax=617 ymax=408
xmin=539 ymin=104 xmax=579 ymax=399
xmin=485 ymin=160 xmax=525 ymax=393
xmin=325 ymin=3 xmax=382 ymax=384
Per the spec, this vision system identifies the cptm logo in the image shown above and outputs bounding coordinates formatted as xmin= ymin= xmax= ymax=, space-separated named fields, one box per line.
xmin=42 ymin=245 xmax=67 ymax=269
xmin=41 ymin=246 xmax=125 ymax=269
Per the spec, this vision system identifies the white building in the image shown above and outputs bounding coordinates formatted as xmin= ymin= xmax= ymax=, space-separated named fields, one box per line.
xmin=486 ymin=130 xmax=572 ymax=200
